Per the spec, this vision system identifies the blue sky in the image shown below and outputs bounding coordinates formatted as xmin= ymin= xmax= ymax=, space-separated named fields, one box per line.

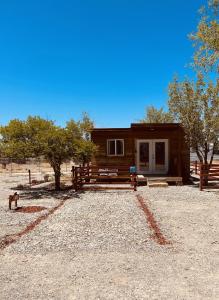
xmin=0 ymin=0 xmax=205 ymax=128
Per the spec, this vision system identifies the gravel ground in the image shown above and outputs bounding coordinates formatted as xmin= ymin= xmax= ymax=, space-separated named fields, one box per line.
xmin=0 ymin=181 xmax=219 ymax=299
xmin=0 ymin=174 xmax=69 ymax=239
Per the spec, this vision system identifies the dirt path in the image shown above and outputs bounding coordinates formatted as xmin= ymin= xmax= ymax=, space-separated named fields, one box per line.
xmin=0 ymin=188 xmax=218 ymax=299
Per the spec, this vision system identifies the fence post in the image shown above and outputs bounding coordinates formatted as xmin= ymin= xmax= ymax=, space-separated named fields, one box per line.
xmin=71 ymin=166 xmax=75 ymax=177
xmin=195 ymin=160 xmax=197 ymax=174
xmin=71 ymin=166 xmax=75 ymax=185
xmin=74 ymin=167 xmax=78 ymax=191
xmin=199 ymin=163 xmax=203 ymax=191
xmin=133 ymin=174 xmax=137 ymax=191
xmin=85 ymin=164 xmax=89 ymax=183
xmin=28 ymin=169 xmax=31 ymax=185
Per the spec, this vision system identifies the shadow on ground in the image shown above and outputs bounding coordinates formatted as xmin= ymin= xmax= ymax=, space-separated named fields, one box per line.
xmin=11 ymin=184 xmax=82 ymax=200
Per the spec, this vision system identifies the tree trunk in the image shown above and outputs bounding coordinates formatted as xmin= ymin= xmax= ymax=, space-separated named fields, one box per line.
xmin=202 ymin=163 xmax=209 ymax=186
xmin=53 ymin=164 xmax=61 ymax=190
xmin=195 ymin=148 xmax=203 ymax=163
xmin=196 ymin=148 xmax=209 ymax=186
xmin=209 ymin=143 xmax=215 ymax=167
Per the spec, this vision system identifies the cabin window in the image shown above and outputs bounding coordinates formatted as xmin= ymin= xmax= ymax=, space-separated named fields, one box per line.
xmin=107 ymin=139 xmax=124 ymax=156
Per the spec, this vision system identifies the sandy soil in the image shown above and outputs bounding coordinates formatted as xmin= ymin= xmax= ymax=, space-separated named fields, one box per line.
xmin=0 ymin=175 xmax=218 ymax=299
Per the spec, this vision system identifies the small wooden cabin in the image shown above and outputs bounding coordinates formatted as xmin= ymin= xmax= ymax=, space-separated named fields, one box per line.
xmin=91 ymin=123 xmax=190 ymax=182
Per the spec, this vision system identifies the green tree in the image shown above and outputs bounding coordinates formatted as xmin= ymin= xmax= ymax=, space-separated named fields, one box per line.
xmin=168 ymin=0 xmax=219 ymax=177
xmin=0 ymin=115 xmax=96 ymax=190
xmin=79 ymin=112 xmax=95 ymax=141
xmin=0 ymin=119 xmax=33 ymax=160
xmin=41 ymin=126 xmax=76 ymax=190
xmin=66 ymin=113 xmax=97 ymax=165
xmin=169 ymin=74 xmax=219 ymax=166
xmin=140 ymin=105 xmax=174 ymax=123
xmin=190 ymin=0 xmax=219 ymax=71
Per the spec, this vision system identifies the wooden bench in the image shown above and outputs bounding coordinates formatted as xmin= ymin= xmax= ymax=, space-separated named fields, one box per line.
xmin=72 ymin=166 xmax=137 ymax=191
xmin=9 ymin=192 xmax=19 ymax=210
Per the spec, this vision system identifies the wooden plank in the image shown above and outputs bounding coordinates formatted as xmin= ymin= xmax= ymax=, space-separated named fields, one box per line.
xmin=87 ymin=166 xmax=131 ymax=169
xmin=146 ymin=177 xmax=182 ymax=182
xmin=202 ymin=185 xmax=219 ymax=189
xmin=77 ymin=171 xmax=131 ymax=175
xmin=81 ymin=186 xmax=134 ymax=190
xmin=202 ymin=170 xmax=219 ymax=174
xmin=79 ymin=175 xmax=132 ymax=180
xmin=80 ymin=182 xmax=133 ymax=185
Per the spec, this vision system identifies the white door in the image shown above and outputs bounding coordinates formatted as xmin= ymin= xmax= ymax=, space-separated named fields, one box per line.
xmin=136 ymin=139 xmax=168 ymax=174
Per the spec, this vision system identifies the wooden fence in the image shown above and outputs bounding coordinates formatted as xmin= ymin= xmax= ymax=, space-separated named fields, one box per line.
xmin=72 ymin=165 xmax=137 ymax=191
xmin=191 ymin=161 xmax=219 ymax=191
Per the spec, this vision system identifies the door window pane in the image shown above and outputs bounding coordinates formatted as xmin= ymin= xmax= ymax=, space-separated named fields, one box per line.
xmin=155 ymin=142 xmax=165 ymax=171
xmin=139 ymin=142 xmax=149 ymax=171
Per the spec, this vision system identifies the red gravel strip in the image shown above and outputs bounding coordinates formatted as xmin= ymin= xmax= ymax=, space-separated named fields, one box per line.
xmin=0 ymin=198 xmax=68 ymax=250
xmin=136 ymin=194 xmax=171 ymax=245
xmin=14 ymin=206 xmax=46 ymax=213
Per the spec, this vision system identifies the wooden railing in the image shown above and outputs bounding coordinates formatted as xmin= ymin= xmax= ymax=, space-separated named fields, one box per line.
xmin=191 ymin=161 xmax=219 ymax=190
xmin=199 ymin=163 xmax=219 ymax=191
xmin=72 ymin=165 xmax=137 ymax=191
xmin=190 ymin=160 xmax=201 ymax=175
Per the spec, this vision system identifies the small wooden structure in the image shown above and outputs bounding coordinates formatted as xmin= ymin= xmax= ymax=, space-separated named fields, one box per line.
xmin=72 ymin=165 xmax=137 ymax=191
xmin=91 ymin=123 xmax=190 ymax=183
xmin=9 ymin=192 xmax=19 ymax=210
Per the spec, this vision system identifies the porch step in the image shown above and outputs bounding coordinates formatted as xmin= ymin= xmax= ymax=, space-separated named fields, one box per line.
xmin=148 ymin=181 xmax=169 ymax=188
xmin=137 ymin=176 xmax=182 ymax=187
xmin=147 ymin=177 xmax=167 ymax=182
xmin=147 ymin=177 xmax=182 ymax=186
xmin=147 ymin=177 xmax=168 ymax=188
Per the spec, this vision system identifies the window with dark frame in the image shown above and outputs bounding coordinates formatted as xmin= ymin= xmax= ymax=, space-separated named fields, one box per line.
xmin=107 ymin=139 xmax=124 ymax=156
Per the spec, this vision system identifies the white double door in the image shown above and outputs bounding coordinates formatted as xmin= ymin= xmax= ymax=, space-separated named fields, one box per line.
xmin=136 ymin=139 xmax=168 ymax=174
